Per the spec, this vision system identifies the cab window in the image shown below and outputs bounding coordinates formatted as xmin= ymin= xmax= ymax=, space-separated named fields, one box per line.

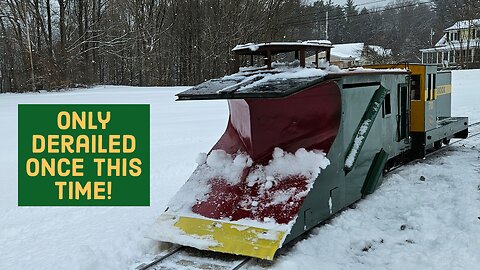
xmin=382 ymin=93 xmax=391 ymax=117
xmin=427 ymin=74 xmax=436 ymax=101
xmin=411 ymin=75 xmax=421 ymax=100
xmin=427 ymin=74 xmax=432 ymax=100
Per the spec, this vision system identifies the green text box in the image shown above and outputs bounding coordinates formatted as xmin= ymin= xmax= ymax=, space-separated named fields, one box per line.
xmin=18 ymin=104 xmax=150 ymax=206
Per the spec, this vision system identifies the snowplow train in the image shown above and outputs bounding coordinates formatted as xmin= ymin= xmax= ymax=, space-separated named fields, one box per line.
xmin=148 ymin=41 xmax=468 ymax=262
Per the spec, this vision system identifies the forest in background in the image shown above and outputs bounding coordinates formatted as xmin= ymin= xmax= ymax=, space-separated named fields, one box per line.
xmin=0 ymin=0 xmax=479 ymax=92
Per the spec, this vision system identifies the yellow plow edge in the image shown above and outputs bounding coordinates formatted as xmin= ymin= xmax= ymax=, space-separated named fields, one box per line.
xmin=172 ymin=216 xmax=286 ymax=260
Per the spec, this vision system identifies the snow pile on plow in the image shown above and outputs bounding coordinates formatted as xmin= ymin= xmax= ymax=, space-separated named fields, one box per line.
xmin=148 ymin=148 xmax=329 ymax=260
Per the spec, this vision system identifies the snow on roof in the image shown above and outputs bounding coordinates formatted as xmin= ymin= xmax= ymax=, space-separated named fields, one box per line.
xmin=420 ymin=40 xmax=480 ymax=52
xmin=305 ymin=40 xmax=332 ymax=45
xmin=329 ymin=43 xmax=391 ymax=60
xmin=368 ymin=45 xmax=392 ymax=56
xmin=230 ymin=67 xmax=328 ymax=93
xmin=232 ymin=40 xmax=333 ymax=51
xmin=331 ymin=43 xmax=364 ymax=59
xmin=177 ymin=64 xmax=407 ymax=100
xmin=445 ymin=19 xmax=480 ymax=31
xmin=434 ymin=34 xmax=447 ymax=47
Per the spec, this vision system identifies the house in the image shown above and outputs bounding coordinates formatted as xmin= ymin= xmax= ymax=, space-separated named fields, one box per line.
xmin=420 ymin=19 xmax=480 ymax=68
xmin=306 ymin=43 xmax=391 ymax=68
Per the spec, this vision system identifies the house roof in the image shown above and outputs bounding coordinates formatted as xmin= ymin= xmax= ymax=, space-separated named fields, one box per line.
xmin=420 ymin=18 xmax=480 ymax=52
xmin=420 ymin=39 xmax=480 ymax=52
xmin=367 ymin=45 xmax=392 ymax=57
xmin=331 ymin=43 xmax=364 ymax=59
xmin=330 ymin=43 xmax=391 ymax=60
xmin=434 ymin=34 xmax=447 ymax=47
xmin=445 ymin=19 xmax=480 ymax=31
xmin=302 ymin=43 xmax=391 ymax=65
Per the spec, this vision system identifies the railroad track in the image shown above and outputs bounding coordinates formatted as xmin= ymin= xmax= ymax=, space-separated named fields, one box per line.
xmin=135 ymin=245 xmax=250 ymax=270
xmin=136 ymin=121 xmax=480 ymax=270
xmin=462 ymin=121 xmax=480 ymax=138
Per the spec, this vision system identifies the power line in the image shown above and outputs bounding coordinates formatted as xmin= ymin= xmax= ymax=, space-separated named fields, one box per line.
xmin=283 ymin=0 xmax=416 ymax=20
xmin=284 ymin=0 xmax=434 ymax=26
xmin=355 ymin=0 xmax=390 ymax=8
xmin=281 ymin=0 xmax=435 ymax=27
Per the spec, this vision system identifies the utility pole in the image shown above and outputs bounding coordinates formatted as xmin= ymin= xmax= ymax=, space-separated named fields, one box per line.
xmin=325 ymin=11 xmax=329 ymax=40
xmin=430 ymin=28 xmax=434 ymax=47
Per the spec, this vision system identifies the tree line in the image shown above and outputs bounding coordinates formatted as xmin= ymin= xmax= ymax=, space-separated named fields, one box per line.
xmin=0 ymin=0 xmax=478 ymax=92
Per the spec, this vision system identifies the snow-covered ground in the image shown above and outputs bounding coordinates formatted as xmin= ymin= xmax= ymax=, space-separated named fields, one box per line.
xmin=0 ymin=70 xmax=479 ymax=269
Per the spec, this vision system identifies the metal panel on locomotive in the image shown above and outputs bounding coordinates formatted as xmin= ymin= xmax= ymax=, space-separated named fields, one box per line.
xmin=148 ymin=42 xmax=468 ymax=262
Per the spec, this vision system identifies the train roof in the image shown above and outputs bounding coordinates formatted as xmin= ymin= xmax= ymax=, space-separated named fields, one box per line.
xmin=179 ymin=41 xmax=409 ymax=100
xmin=232 ymin=41 xmax=333 ymax=55
xmin=176 ymin=67 xmax=407 ymax=100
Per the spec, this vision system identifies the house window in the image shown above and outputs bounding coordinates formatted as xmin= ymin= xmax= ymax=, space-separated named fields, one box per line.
xmin=449 ymin=51 xmax=454 ymax=63
xmin=452 ymin=31 xmax=459 ymax=41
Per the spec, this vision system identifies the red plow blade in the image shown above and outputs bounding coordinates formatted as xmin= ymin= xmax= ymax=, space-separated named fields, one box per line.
xmin=149 ymin=81 xmax=341 ymax=259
